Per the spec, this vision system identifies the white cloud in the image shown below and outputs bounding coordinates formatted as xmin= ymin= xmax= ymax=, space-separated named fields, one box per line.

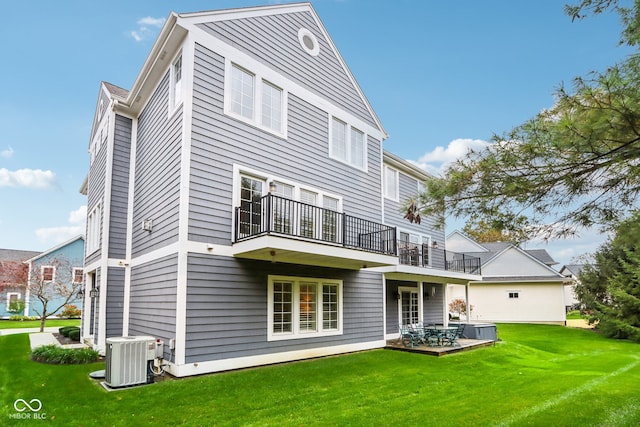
xmin=130 ymin=16 xmax=166 ymax=42
xmin=411 ymin=138 xmax=490 ymax=176
xmin=1 ymin=146 xmax=13 ymax=158
xmin=35 ymin=226 xmax=85 ymax=244
xmin=68 ymin=205 xmax=87 ymax=225
xmin=0 ymin=168 xmax=56 ymax=189
xmin=35 ymin=205 xmax=87 ymax=246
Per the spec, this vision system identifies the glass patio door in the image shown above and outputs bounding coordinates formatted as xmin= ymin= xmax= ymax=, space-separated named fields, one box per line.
xmin=400 ymin=289 xmax=419 ymax=326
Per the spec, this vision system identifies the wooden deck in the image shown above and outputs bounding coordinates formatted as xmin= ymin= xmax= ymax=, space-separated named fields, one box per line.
xmin=386 ymin=338 xmax=496 ymax=356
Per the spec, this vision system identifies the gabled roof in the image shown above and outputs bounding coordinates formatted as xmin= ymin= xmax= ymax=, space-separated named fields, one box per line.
xmin=560 ymin=264 xmax=585 ymax=277
xmin=103 ymin=81 xmax=129 ymax=99
xmin=446 ymin=231 xmax=559 ymax=267
xmin=0 ymin=249 xmax=41 ymax=263
xmin=24 ymin=235 xmax=85 ymax=263
xmin=0 ymin=249 xmax=40 ymax=284
xmin=384 ymin=151 xmax=433 ymax=181
xmin=445 ymin=231 xmax=488 ymax=253
xmin=112 ymin=2 xmax=386 ymax=139
xmin=525 ymin=249 xmax=558 ymax=266
xmin=479 ymin=245 xmax=565 ymax=281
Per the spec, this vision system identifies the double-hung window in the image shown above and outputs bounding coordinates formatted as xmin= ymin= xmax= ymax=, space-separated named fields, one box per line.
xmin=384 ymin=165 xmax=399 ymax=201
xmin=231 ymin=65 xmax=254 ymax=119
xmin=87 ymin=204 xmax=101 ymax=254
xmin=268 ymin=275 xmax=343 ymax=341
xmin=42 ymin=266 xmax=55 ymax=282
xmin=330 ymin=116 xmax=367 ymax=171
xmin=170 ymin=54 xmax=183 ymax=113
xmin=226 ymin=62 xmax=286 ymax=137
xmin=73 ymin=268 xmax=84 ymax=284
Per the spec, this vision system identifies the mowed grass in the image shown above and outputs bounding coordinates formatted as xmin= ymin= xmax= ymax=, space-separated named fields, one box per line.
xmin=1 ymin=324 xmax=639 ymax=426
xmin=0 ymin=319 xmax=80 ymax=330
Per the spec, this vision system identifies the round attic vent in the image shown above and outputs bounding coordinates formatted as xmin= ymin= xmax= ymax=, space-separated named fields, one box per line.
xmin=298 ymin=28 xmax=319 ymax=57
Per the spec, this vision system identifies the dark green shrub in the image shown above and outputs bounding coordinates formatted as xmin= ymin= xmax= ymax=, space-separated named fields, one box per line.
xmin=59 ymin=326 xmax=78 ymax=336
xmin=31 ymin=345 xmax=100 ymax=364
xmin=68 ymin=329 xmax=80 ymax=341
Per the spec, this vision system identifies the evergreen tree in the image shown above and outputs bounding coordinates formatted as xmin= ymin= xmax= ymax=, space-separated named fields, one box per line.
xmin=576 ymin=211 xmax=640 ymax=342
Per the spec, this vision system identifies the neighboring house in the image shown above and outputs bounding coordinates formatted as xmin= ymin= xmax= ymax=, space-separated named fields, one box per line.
xmin=23 ymin=235 xmax=85 ymax=319
xmin=446 ymin=231 xmax=568 ymax=324
xmin=559 ymin=264 xmax=584 ymax=311
xmin=81 ymin=3 xmax=481 ymax=378
xmin=0 ymin=236 xmax=84 ymax=319
xmin=0 ymin=249 xmax=40 ymax=318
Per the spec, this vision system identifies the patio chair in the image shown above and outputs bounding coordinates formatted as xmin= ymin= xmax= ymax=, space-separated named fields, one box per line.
xmin=443 ymin=323 xmax=465 ymax=347
xmin=399 ymin=324 xmax=423 ymax=348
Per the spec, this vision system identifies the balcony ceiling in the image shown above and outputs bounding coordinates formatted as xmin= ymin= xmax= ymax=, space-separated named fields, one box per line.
xmin=232 ymin=235 xmax=398 ymax=270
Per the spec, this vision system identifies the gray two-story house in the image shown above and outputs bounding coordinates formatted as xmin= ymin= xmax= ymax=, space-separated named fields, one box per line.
xmin=81 ymin=2 xmax=480 ymax=378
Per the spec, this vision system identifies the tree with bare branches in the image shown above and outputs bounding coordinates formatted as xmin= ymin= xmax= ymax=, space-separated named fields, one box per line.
xmin=27 ymin=257 xmax=83 ymax=332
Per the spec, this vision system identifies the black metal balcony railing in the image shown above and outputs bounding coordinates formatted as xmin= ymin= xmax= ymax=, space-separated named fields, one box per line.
xmin=444 ymin=250 xmax=482 ymax=274
xmin=397 ymin=243 xmax=482 ymax=274
xmin=398 ymin=242 xmax=431 ymax=267
xmin=234 ymin=194 xmax=397 ymax=256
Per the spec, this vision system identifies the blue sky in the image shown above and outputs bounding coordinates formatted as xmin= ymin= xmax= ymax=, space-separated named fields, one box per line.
xmin=0 ymin=0 xmax=632 ymax=267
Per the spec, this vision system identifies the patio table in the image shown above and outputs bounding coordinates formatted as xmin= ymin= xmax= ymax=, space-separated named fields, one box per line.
xmin=424 ymin=325 xmax=458 ymax=347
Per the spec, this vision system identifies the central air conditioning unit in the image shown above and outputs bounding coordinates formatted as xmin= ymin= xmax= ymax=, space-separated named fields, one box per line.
xmin=105 ymin=336 xmax=156 ymax=388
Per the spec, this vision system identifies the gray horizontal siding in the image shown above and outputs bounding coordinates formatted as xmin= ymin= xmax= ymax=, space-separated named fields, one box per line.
xmin=185 ymin=254 xmax=384 ymax=363
xmin=85 ymin=135 xmax=108 ymax=266
xmin=90 ymin=88 xmax=111 ymax=141
xmin=128 ymin=254 xmax=177 ymax=359
xmin=385 ymin=280 xmax=444 ymax=334
xmin=384 ymin=169 xmax=446 ymax=269
xmin=132 ymin=72 xmax=182 ymax=257
xmin=188 ymin=43 xmax=383 ymax=244
xmin=105 ymin=267 xmax=125 ymax=338
xmin=197 ymin=11 xmax=378 ymax=129
xmin=108 ymin=115 xmax=132 ymax=259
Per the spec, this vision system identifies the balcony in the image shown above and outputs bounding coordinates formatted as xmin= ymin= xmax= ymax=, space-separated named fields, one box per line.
xmin=232 ymin=194 xmax=398 ymax=269
xmin=398 ymin=243 xmax=482 ymax=274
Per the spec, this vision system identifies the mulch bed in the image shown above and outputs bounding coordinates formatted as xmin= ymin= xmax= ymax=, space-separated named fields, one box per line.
xmin=53 ymin=333 xmax=80 ymax=345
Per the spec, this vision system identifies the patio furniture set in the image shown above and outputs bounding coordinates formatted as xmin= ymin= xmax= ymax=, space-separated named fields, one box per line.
xmin=399 ymin=323 xmax=465 ymax=348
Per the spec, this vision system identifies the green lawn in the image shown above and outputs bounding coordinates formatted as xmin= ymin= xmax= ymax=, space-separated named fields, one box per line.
xmin=0 ymin=319 xmax=80 ymax=330
xmin=1 ymin=324 xmax=638 ymax=426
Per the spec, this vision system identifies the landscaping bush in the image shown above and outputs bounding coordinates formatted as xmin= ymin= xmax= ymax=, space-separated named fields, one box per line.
xmin=31 ymin=345 xmax=99 ymax=364
xmin=9 ymin=315 xmax=38 ymax=321
xmin=60 ymin=304 xmax=82 ymax=318
xmin=68 ymin=328 xmax=80 ymax=341
xmin=59 ymin=326 xmax=79 ymax=336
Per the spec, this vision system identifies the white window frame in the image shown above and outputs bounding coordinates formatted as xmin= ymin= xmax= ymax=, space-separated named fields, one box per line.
xmin=329 ymin=116 xmax=368 ymax=172
xmin=6 ymin=292 xmax=21 ymax=311
xmin=267 ymin=275 xmax=343 ymax=341
xmin=87 ymin=203 xmax=102 ymax=254
xmin=73 ymin=268 xmax=84 ymax=284
xmin=169 ymin=53 xmax=183 ymax=114
xmin=224 ymin=60 xmax=288 ymax=138
xmin=232 ymin=165 xmax=344 ymax=239
xmin=508 ymin=291 xmax=520 ymax=299
xmin=41 ymin=266 xmax=55 ymax=282
xmin=384 ymin=165 xmax=399 ymax=201
xmin=398 ymin=230 xmax=432 ymax=267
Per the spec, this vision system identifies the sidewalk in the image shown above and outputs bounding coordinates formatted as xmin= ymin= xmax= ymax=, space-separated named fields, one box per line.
xmin=0 ymin=327 xmax=87 ymax=350
xmin=0 ymin=327 xmax=59 ymax=336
